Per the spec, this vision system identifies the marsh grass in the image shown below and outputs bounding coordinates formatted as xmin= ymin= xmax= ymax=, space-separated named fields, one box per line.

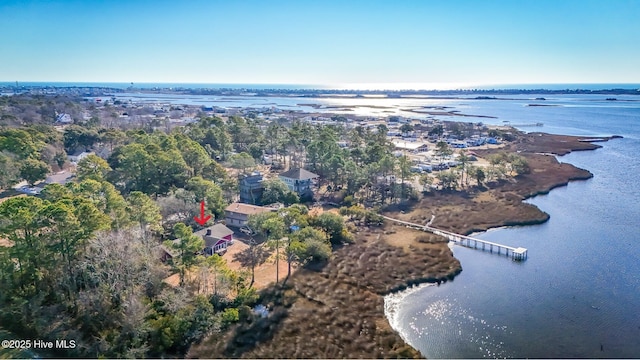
xmin=189 ymin=223 xmax=459 ymax=359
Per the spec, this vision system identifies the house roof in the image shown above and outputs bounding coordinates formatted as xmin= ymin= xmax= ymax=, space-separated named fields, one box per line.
xmin=391 ymin=140 xmax=429 ymax=150
xmin=279 ymin=168 xmax=319 ymax=180
xmin=55 ymin=113 xmax=72 ymax=123
xmin=225 ymin=202 xmax=273 ymax=216
xmin=240 ymin=173 xmax=264 ymax=186
xmin=158 ymin=244 xmax=177 ymax=258
xmin=194 ymin=223 xmax=234 ymax=241
xmin=68 ymin=150 xmax=93 ymax=158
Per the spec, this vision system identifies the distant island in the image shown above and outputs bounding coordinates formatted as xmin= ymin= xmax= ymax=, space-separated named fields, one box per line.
xmin=2 ymin=83 xmax=640 ymax=98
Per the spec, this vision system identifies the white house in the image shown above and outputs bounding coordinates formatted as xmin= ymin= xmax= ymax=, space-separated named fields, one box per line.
xmin=68 ymin=150 xmax=93 ymax=163
xmin=391 ymin=139 xmax=429 ymax=152
xmin=55 ymin=112 xmax=73 ymax=124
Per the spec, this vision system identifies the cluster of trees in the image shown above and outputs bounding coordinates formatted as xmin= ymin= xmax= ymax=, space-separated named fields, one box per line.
xmin=0 ymin=122 xmax=259 ymax=356
xmin=0 ymin=94 xmax=84 ymax=126
xmin=106 ymin=131 xmax=233 ymax=197
xmin=181 ymin=116 xmax=424 ymax=205
xmin=485 ymin=152 xmax=530 ymax=181
xmin=0 ymin=126 xmax=67 ymax=187
xmin=0 ymin=180 xmax=252 ymax=357
xmin=429 ymin=147 xmax=485 ymax=191
xmin=76 ymin=153 xmax=229 ymax=232
xmin=260 ymin=178 xmax=300 ymax=205
xmin=426 ymin=149 xmax=529 ymax=191
xmin=177 ymin=115 xmax=525 ymax=203
xmin=63 ymin=125 xmax=101 ymax=153
xmin=255 ymin=122 xmax=421 ymax=204
xmin=247 ymin=205 xmax=351 ymax=285
xmin=339 ymin=205 xmax=384 ymax=226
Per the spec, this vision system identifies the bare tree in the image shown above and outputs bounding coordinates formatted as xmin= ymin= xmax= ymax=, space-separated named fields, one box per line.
xmin=233 ymin=237 xmax=270 ymax=288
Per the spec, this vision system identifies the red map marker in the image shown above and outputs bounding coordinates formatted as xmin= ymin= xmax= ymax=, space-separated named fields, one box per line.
xmin=194 ymin=200 xmax=212 ymax=226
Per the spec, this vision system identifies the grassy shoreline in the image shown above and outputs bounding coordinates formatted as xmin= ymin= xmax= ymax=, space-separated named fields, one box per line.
xmin=188 ymin=132 xmax=618 ymax=359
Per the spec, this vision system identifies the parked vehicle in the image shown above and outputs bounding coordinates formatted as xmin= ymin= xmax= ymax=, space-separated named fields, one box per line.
xmin=433 ymin=163 xmax=449 ymax=171
xmin=18 ymin=185 xmax=42 ymax=195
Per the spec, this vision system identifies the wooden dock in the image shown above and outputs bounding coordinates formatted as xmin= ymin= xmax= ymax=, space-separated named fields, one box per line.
xmin=382 ymin=215 xmax=528 ymax=261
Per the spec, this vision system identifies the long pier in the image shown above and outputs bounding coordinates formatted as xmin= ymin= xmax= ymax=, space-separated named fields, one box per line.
xmin=381 ymin=215 xmax=528 ymax=261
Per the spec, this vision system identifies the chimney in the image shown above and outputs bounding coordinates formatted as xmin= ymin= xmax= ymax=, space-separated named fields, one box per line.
xmin=206 ymin=229 xmax=211 ymax=236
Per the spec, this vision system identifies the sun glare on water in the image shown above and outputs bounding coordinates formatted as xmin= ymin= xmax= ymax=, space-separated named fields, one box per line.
xmin=330 ymin=82 xmax=479 ymax=91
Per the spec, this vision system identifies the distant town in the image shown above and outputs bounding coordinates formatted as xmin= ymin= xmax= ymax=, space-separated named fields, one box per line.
xmin=2 ymin=82 xmax=640 ymax=98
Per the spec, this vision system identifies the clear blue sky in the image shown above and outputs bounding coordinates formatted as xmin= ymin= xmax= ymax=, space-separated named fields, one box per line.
xmin=1 ymin=0 xmax=639 ymax=87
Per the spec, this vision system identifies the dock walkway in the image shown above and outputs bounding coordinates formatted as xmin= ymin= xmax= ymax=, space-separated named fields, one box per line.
xmin=382 ymin=215 xmax=528 ymax=260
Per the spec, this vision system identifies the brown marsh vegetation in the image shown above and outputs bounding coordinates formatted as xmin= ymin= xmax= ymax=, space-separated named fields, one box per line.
xmin=188 ymin=224 xmax=459 ymax=358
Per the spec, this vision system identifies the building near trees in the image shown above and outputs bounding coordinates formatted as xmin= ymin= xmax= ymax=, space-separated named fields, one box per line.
xmin=224 ymin=202 xmax=274 ymax=227
xmin=278 ymin=167 xmax=318 ymax=197
xmin=239 ymin=171 xmax=264 ymax=205
xmin=194 ymin=223 xmax=234 ymax=255
xmin=391 ymin=139 xmax=429 ymax=152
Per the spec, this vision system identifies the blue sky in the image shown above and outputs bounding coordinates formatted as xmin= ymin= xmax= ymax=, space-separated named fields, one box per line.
xmin=1 ymin=0 xmax=639 ymax=87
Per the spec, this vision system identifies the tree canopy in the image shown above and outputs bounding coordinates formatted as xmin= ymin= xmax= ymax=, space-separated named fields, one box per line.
xmin=261 ymin=178 xmax=299 ymax=206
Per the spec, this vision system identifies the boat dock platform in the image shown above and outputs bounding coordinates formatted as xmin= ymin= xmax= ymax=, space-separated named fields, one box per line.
xmin=382 ymin=215 xmax=528 ymax=261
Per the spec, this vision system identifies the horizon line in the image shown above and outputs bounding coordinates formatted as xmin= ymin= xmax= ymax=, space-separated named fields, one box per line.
xmin=2 ymin=81 xmax=640 ymax=92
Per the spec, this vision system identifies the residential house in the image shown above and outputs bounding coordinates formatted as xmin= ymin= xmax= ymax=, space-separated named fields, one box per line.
xmin=239 ymin=171 xmax=264 ymax=205
xmin=68 ymin=150 xmax=93 ymax=163
xmin=224 ymin=202 xmax=274 ymax=228
xmin=278 ymin=168 xmax=318 ymax=197
xmin=194 ymin=223 xmax=234 ymax=256
xmin=391 ymin=139 xmax=429 ymax=152
xmin=55 ymin=112 xmax=73 ymax=124
xmin=158 ymin=244 xmax=176 ymax=263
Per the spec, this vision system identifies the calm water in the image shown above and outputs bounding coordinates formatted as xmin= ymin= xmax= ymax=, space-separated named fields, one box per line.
xmin=386 ymin=98 xmax=640 ymax=358
xmin=104 ymin=91 xmax=640 ymax=127
xmin=3 ymin=81 xmax=639 ymax=91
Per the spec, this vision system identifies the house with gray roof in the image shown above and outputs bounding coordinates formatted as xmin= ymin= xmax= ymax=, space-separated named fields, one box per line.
xmin=278 ymin=167 xmax=318 ymax=197
xmin=193 ymin=223 xmax=234 ymax=255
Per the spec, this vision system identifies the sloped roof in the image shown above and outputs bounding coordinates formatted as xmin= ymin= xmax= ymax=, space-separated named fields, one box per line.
xmin=279 ymin=168 xmax=319 ymax=180
xmin=240 ymin=173 xmax=264 ymax=186
xmin=194 ymin=223 xmax=234 ymax=241
xmin=158 ymin=244 xmax=177 ymax=258
xmin=225 ymin=202 xmax=273 ymax=215
xmin=391 ymin=139 xmax=429 ymax=150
